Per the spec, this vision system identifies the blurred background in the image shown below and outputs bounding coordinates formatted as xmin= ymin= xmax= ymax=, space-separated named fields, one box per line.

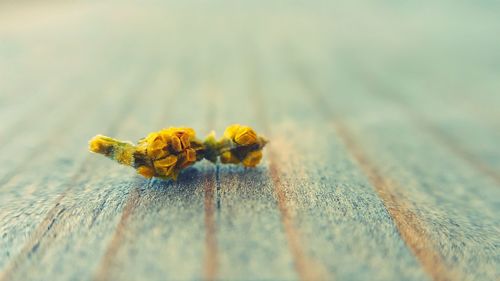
xmin=1 ymin=0 xmax=500 ymax=146
xmin=1 ymin=1 xmax=499 ymax=281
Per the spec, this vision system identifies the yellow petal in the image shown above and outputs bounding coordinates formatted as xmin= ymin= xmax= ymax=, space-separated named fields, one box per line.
xmin=137 ymin=166 xmax=155 ymax=178
xmin=242 ymin=150 xmax=262 ymax=167
xmin=180 ymin=133 xmax=191 ymax=148
xmin=89 ymin=135 xmax=113 ymax=155
xmin=146 ymin=133 xmax=168 ymax=159
xmin=183 ymin=128 xmax=195 ymax=137
xmin=154 ymin=155 xmax=178 ymax=168
xmin=171 ymin=136 xmax=182 ymax=152
xmin=156 ymin=164 xmax=176 ymax=177
xmin=223 ymin=124 xmax=241 ymax=139
xmin=235 ymin=126 xmax=257 ymax=145
xmin=135 ymin=141 xmax=148 ymax=154
xmin=114 ymin=147 xmax=134 ymax=166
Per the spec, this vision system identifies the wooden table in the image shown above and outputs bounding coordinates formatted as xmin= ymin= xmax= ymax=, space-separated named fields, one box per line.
xmin=1 ymin=1 xmax=499 ymax=280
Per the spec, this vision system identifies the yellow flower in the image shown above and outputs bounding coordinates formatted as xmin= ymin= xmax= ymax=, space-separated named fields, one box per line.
xmin=153 ymin=155 xmax=178 ymax=177
xmin=89 ymin=124 xmax=267 ymax=180
xmin=139 ymin=127 xmax=199 ymax=179
xmin=242 ymin=150 xmax=263 ymax=167
xmin=143 ymin=132 xmax=169 ymax=160
xmin=89 ymin=135 xmax=135 ymax=166
xmin=224 ymin=125 xmax=257 ymax=145
xmin=137 ymin=166 xmax=155 ymax=178
xmin=220 ymin=124 xmax=267 ymax=167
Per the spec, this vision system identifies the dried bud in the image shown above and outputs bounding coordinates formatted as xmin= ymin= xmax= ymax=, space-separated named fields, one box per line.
xmin=136 ymin=127 xmax=200 ymax=180
xmin=220 ymin=124 xmax=267 ymax=167
xmin=89 ymin=124 xmax=267 ymax=181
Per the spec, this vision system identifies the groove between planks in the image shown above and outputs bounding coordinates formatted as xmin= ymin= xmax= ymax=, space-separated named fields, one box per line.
xmin=91 ymin=68 xmax=182 ymax=280
xmin=250 ymin=57 xmax=330 ymax=281
xmin=203 ymin=173 xmax=217 ymax=281
xmin=292 ymin=62 xmax=460 ymax=281
xmin=352 ymin=67 xmax=500 ymax=186
xmin=0 ymin=63 xmax=157 ymax=281
xmin=94 ymin=187 xmax=142 ymax=281
xmin=92 ymin=68 xmax=220 ymax=281
xmin=0 ymin=57 xmax=148 ymax=188
xmin=203 ymin=80 xmax=219 ymax=281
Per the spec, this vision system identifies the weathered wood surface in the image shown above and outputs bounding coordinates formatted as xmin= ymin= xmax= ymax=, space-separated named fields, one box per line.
xmin=1 ymin=1 xmax=499 ymax=280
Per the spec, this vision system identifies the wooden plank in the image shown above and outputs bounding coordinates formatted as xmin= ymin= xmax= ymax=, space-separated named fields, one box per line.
xmin=0 ymin=46 xmax=141 ymax=267
xmin=341 ymin=64 xmax=500 ymax=181
xmin=91 ymin=50 xmax=210 ymax=281
xmin=0 ymin=53 xmax=157 ymax=280
xmin=211 ymin=54 xmax=298 ymax=280
xmin=1 ymin=1 xmax=499 ymax=280
xmin=285 ymin=46 xmax=500 ymax=280
xmin=248 ymin=48 xmax=431 ymax=280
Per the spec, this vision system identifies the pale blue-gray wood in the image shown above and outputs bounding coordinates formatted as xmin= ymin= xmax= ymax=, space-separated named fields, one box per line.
xmin=0 ymin=1 xmax=499 ymax=281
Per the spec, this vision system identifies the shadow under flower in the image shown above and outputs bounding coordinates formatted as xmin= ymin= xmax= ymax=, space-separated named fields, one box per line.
xmin=145 ymin=164 xmax=270 ymax=193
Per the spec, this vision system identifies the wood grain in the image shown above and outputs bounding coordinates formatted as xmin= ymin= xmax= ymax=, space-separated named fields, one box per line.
xmin=1 ymin=1 xmax=499 ymax=281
